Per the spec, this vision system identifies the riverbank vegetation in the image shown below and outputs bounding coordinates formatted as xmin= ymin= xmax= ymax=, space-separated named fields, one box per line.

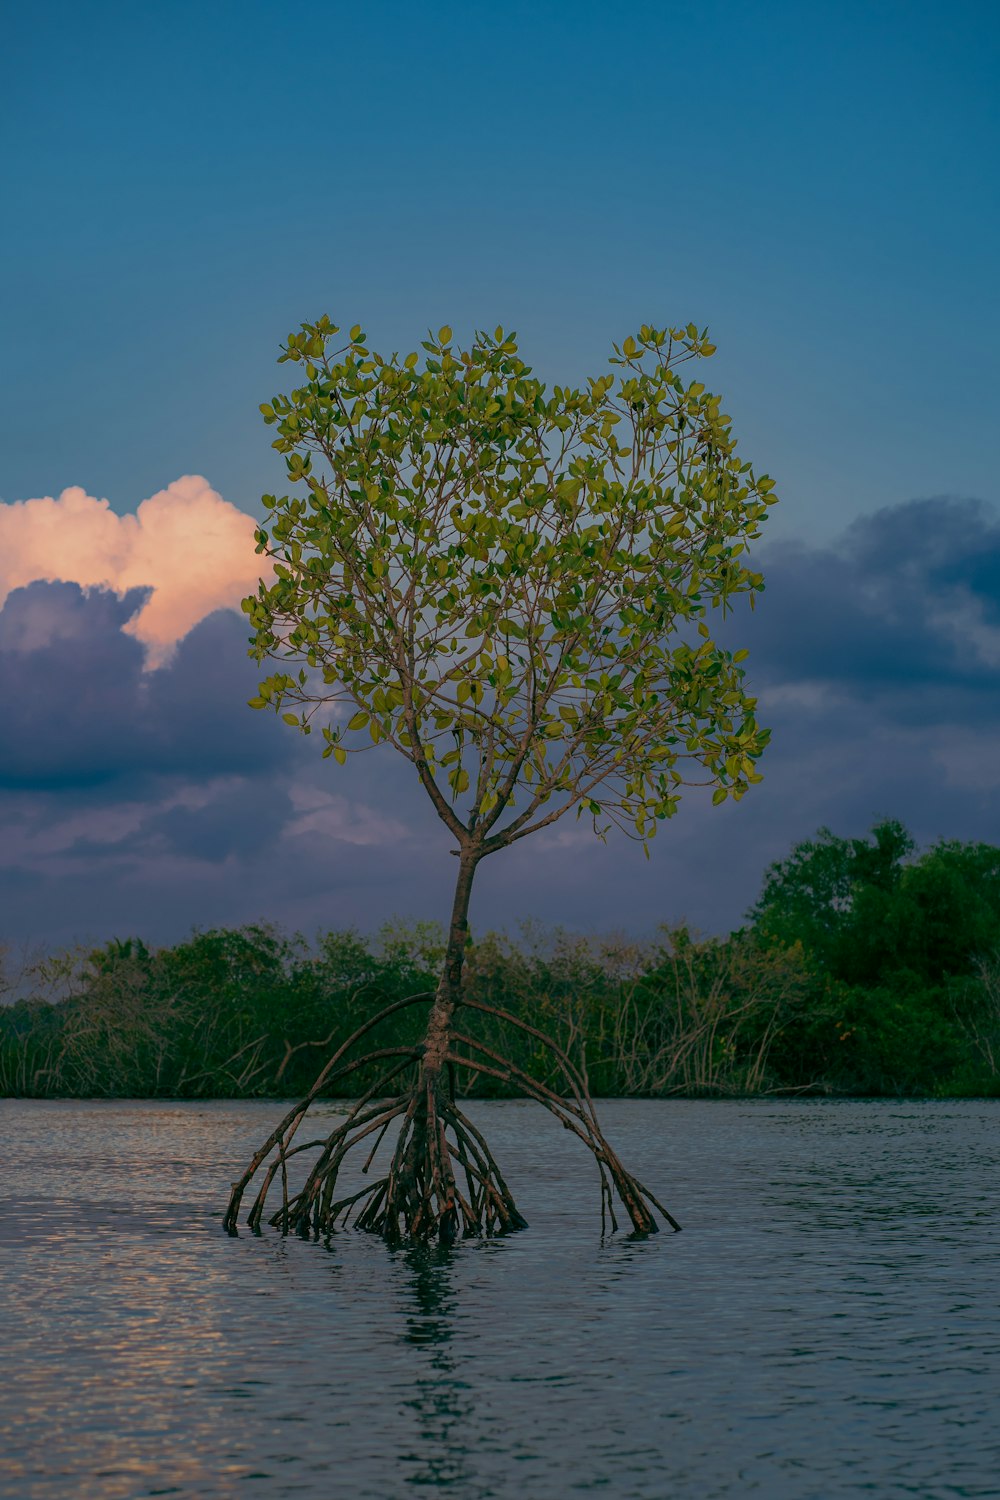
xmin=2 ymin=821 xmax=998 ymax=1101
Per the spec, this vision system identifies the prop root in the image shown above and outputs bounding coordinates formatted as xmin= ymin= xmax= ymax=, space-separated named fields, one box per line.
xmin=223 ymin=992 xmax=679 ymax=1242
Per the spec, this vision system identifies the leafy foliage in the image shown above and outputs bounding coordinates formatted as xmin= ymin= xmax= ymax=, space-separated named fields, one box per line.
xmin=750 ymin=820 xmax=1000 ymax=1093
xmin=751 ymin=819 xmax=1000 ymax=985
xmin=245 ymin=319 xmax=776 ymax=850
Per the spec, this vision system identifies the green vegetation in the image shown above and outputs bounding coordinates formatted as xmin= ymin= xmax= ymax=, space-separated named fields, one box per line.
xmin=3 ymin=822 xmax=998 ymax=1102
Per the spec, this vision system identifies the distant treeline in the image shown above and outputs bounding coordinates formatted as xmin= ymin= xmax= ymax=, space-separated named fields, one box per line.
xmin=3 ymin=821 xmax=999 ymax=1099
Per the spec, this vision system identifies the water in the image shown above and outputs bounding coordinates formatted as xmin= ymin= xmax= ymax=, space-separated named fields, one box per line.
xmin=1 ymin=1099 xmax=997 ymax=1499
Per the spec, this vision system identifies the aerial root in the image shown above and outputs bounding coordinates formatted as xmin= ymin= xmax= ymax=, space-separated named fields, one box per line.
xmin=453 ymin=997 xmax=679 ymax=1233
xmin=223 ymin=992 xmax=434 ymax=1234
xmin=223 ymin=989 xmax=679 ymax=1243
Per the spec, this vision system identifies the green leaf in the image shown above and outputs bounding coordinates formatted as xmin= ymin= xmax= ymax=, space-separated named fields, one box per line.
xmin=250 ymin=314 xmax=776 ymax=855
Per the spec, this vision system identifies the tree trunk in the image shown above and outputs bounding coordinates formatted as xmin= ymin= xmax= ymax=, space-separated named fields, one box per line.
xmin=397 ymin=849 xmax=481 ymax=1244
xmin=420 ymin=848 xmax=480 ymax=1087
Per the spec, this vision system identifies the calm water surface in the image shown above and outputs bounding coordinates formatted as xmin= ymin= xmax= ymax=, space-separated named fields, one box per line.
xmin=1 ymin=1098 xmax=997 ymax=1499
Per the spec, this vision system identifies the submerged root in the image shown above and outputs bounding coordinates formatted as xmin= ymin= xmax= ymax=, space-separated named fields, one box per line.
xmin=223 ymin=991 xmax=679 ymax=1243
xmin=453 ymin=997 xmax=681 ymax=1234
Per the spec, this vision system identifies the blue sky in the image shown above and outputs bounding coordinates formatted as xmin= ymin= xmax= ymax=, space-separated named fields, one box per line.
xmin=1 ymin=0 xmax=998 ymax=948
xmin=4 ymin=0 xmax=998 ymax=534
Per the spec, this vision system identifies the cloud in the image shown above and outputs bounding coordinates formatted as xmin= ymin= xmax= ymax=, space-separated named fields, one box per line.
xmin=283 ymin=783 xmax=411 ymax=847
xmin=0 ymin=475 xmax=272 ymax=666
xmin=0 ymin=583 xmax=288 ymax=789
xmin=0 ymin=491 xmax=998 ymax=949
xmin=749 ymin=496 xmax=1000 ymax=708
xmin=0 ymin=573 xmax=429 ymax=945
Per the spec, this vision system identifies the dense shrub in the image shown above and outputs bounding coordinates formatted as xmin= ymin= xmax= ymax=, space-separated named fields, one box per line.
xmin=3 ymin=824 xmax=999 ymax=1099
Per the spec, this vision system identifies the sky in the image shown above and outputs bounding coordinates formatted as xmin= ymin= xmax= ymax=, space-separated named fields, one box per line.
xmin=1 ymin=0 xmax=998 ymax=950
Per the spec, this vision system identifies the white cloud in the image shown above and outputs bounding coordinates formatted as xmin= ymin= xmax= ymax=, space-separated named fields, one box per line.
xmin=0 ymin=475 xmax=272 ymax=667
xmin=283 ymin=783 xmax=409 ymax=846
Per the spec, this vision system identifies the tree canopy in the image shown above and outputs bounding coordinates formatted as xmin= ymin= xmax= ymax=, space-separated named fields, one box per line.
xmin=244 ymin=319 xmax=777 ymax=855
xmin=751 ymin=819 xmax=1000 ymax=985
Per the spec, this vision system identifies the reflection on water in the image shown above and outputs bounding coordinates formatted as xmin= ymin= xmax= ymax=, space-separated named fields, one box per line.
xmin=1 ymin=1098 xmax=998 ymax=1498
xmin=398 ymin=1247 xmax=475 ymax=1489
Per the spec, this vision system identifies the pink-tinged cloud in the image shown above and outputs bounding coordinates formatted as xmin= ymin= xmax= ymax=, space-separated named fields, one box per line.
xmin=0 ymin=475 xmax=272 ymax=667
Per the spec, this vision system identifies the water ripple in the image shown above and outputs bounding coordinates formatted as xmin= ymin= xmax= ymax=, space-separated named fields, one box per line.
xmin=1 ymin=1098 xmax=998 ymax=1498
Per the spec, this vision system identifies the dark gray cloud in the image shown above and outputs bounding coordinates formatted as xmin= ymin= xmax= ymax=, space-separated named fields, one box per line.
xmin=1 ymin=497 xmax=999 ymax=949
xmin=0 ymin=583 xmax=289 ymax=789
xmin=749 ymin=497 xmax=1000 ymax=707
xmin=0 ymin=583 xmax=151 ymax=788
